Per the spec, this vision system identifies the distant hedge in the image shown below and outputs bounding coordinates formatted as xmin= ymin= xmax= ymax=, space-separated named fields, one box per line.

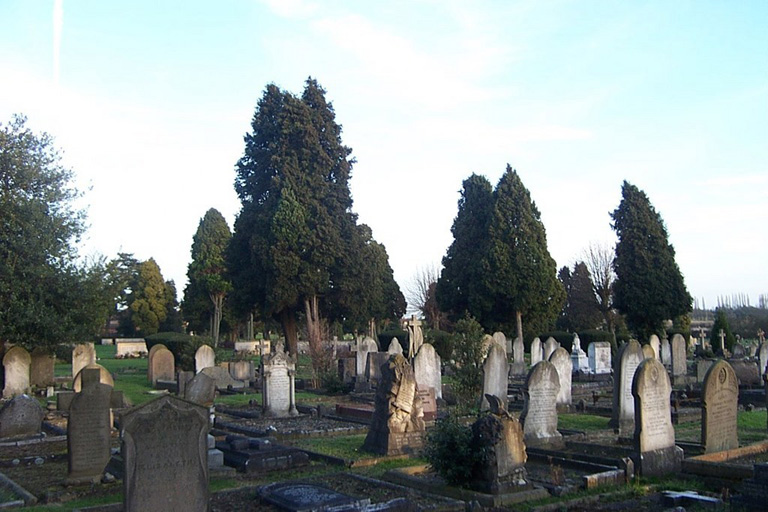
xmin=378 ymin=329 xmax=408 ymax=354
xmin=427 ymin=329 xmax=453 ymax=361
xmin=538 ymin=331 xmax=574 ymax=352
xmin=145 ymin=332 xmax=215 ymax=372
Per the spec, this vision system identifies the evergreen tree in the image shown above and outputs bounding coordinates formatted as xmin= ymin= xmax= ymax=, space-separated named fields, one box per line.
xmin=184 ymin=208 xmax=232 ymax=346
xmin=611 ymin=181 xmax=692 ymax=340
xmin=436 ymin=174 xmax=494 ymax=325
xmin=159 ymin=280 xmax=183 ymax=332
xmin=558 ymin=262 xmax=603 ymax=332
xmin=483 ymin=166 xmax=565 ymax=340
xmin=710 ymin=308 xmax=736 ymax=354
xmin=129 ymin=258 xmax=168 ymax=336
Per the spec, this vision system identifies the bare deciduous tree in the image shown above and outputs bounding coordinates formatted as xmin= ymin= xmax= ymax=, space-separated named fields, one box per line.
xmin=406 ymin=265 xmax=444 ymax=330
xmin=583 ymin=242 xmax=617 ymax=342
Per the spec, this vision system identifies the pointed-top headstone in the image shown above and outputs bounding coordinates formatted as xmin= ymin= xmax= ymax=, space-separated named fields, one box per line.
xmin=549 ymin=348 xmax=572 ymax=406
xmin=387 ymin=337 xmax=403 ymax=356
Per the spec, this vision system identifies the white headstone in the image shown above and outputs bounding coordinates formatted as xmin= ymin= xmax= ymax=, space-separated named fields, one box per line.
xmin=261 ymin=343 xmax=298 ymax=417
xmin=649 ymin=335 xmax=660 ymax=361
xmin=414 ymin=343 xmax=442 ymax=400
xmin=549 ymin=347 xmax=572 ymax=406
xmin=194 ymin=345 xmax=215 ymax=374
xmin=759 ymin=342 xmax=768 ymax=377
xmin=356 ymin=337 xmax=378 ymax=377
xmin=588 ymin=342 xmax=611 ymax=374
xmin=482 ymin=343 xmax=509 ymax=411
xmin=387 ymin=337 xmax=403 ymax=356
xmin=543 ymin=337 xmax=559 ymax=361
xmin=610 ymin=340 xmax=644 ymax=435
xmin=530 ymin=337 xmax=542 ymax=366
xmin=570 ymin=334 xmax=589 ymax=373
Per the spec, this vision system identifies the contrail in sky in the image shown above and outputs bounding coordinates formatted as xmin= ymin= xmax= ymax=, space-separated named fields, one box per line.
xmin=53 ymin=0 xmax=63 ymax=86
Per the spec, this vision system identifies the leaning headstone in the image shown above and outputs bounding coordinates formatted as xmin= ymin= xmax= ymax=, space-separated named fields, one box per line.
xmin=147 ymin=344 xmax=168 ymax=383
xmin=67 ymin=382 xmax=112 ymax=483
xmin=609 ymin=340 xmax=644 ymax=436
xmin=184 ymin=372 xmax=216 ymax=406
xmin=671 ymin=334 xmax=687 ymax=378
xmin=194 ymin=345 xmax=215 ymax=374
xmin=588 ymin=342 xmax=612 ymax=374
xmin=122 ymin=395 xmax=209 ymax=512
xmin=660 ymin=338 xmax=671 ymax=366
xmin=150 ymin=347 xmax=175 ymax=386
xmin=2 ymin=346 xmax=31 ymax=398
xmin=0 ymin=395 xmax=44 ymax=438
xmin=510 ymin=337 xmax=527 ymax=376
xmin=72 ymin=343 xmax=96 ymax=381
xmin=73 ymin=363 xmax=114 ymax=392
xmin=471 ymin=399 xmax=530 ymax=494
xmin=642 ymin=344 xmax=655 ymax=360
xmin=482 ymin=343 xmax=509 ymax=411
xmin=362 ymin=354 xmax=425 ymax=455
xmin=759 ymin=342 xmax=768 ymax=377
xmin=701 ymin=359 xmax=738 ymax=454
xmin=649 ymin=335 xmax=660 ymax=361
xmin=632 ymin=358 xmax=683 ymax=476
xmin=413 ymin=343 xmax=442 ymax=400
xmin=549 ymin=348 xmax=572 ymax=407
xmin=30 ymin=349 xmax=55 ymax=387
xmin=530 ymin=337 xmax=542 ymax=366
xmin=356 ymin=337 xmax=378 ymax=377
xmin=520 ymin=361 xmax=563 ymax=448
xmin=387 ymin=337 xmax=403 ymax=356
xmin=261 ymin=343 xmax=298 ymax=417
xmin=543 ymin=337 xmax=559 ymax=362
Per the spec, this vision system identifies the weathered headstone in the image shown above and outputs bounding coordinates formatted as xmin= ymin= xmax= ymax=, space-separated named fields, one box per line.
xmin=609 ymin=340 xmax=644 ymax=436
xmin=731 ymin=343 xmax=746 ymax=359
xmin=588 ymin=342 xmax=612 ymax=374
xmin=701 ymin=359 xmax=738 ymax=454
xmin=73 ymin=363 xmax=114 ymax=392
xmin=492 ymin=331 xmax=509 ymax=356
xmin=642 ymin=344 xmax=656 ymax=360
xmin=67 ymin=382 xmax=112 ymax=483
xmin=259 ymin=483 xmax=366 ymax=511
xmin=356 ymin=336 xmax=378 ymax=378
xmin=150 ymin=347 xmax=175 ymax=386
xmin=184 ymin=372 xmax=216 ymax=406
xmin=337 ymin=357 xmax=356 ymax=385
xmin=660 ymin=338 xmax=671 ymax=366
xmin=364 ymin=352 xmax=390 ymax=388
xmin=228 ymin=360 xmax=255 ymax=382
xmin=122 ymin=395 xmax=209 ymax=512
xmin=0 ymin=395 xmax=44 ymax=438
xmin=2 ymin=346 xmax=31 ymax=398
xmin=72 ymin=343 xmax=96 ymax=381
xmin=387 ymin=337 xmax=403 ymax=356
xmin=405 ymin=315 xmax=424 ymax=359
xmin=362 ymin=354 xmax=425 ymax=455
xmin=261 ymin=343 xmax=298 ymax=417
xmin=759 ymin=342 xmax=768 ymax=377
xmin=632 ymin=358 xmax=683 ymax=476
xmin=201 ymin=366 xmax=245 ymax=390
xmin=570 ymin=334 xmax=589 ymax=373
xmin=413 ymin=343 xmax=442 ymax=400
xmin=671 ymin=334 xmax=687 ymax=378
xmin=482 ymin=343 xmax=509 ymax=411
xmin=520 ymin=361 xmax=563 ymax=448
xmin=649 ymin=335 xmax=660 ymax=361
xmin=511 ymin=337 xmax=527 ymax=376
xmin=115 ymin=338 xmax=148 ymax=358
xmin=194 ymin=345 xmax=215 ymax=374
xmin=543 ymin=337 xmax=559 ymax=362
xmin=147 ymin=344 xmax=167 ymax=383
xmin=530 ymin=337 xmax=542 ymax=366
xmin=30 ymin=349 xmax=55 ymax=387
xmin=549 ymin=348 xmax=572 ymax=406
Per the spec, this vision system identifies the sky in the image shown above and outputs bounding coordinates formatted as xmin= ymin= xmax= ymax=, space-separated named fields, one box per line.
xmin=1 ymin=0 xmax=766 ymax=312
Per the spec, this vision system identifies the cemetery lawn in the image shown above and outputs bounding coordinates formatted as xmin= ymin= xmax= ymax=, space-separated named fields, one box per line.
xmin=558 ymin=413 xmax=611 ymax=431
xmin=673 ymin=409 xmax=768 ymax=445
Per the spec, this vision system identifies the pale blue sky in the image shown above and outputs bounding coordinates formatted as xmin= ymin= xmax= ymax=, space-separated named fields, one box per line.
xmin=1 ymin=0 xmax=766 ymax=311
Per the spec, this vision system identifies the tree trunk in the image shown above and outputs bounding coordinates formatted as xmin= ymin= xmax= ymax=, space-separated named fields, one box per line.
xmin=515 ymin=310 xmax=523 ymax=343
xmin=305 ymin=295 xmax=328 ymax=387
xmin=210 ymin=293 xmax=224 ymax=348
xmin=279 ymin=309 xmax=299 ymax=357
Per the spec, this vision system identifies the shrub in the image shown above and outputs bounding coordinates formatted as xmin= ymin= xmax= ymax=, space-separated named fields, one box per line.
xmin=448 ymin=315 xmax=486 ymax=412
xmin=424 ymin=415 xmax=479 ymax=487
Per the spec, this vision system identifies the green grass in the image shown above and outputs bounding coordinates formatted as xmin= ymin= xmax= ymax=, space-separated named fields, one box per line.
xmin=737 ymin=409 xmax=768 ymax=445
xmin=558 ymin=413 xmax=611 ymax=431
xmin=289 ymin=434 xmax=367 ymax=460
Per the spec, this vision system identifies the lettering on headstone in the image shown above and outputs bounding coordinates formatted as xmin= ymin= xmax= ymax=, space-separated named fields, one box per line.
xmin=520 ymin=361 xmax=562 ymax=448
xmin=701 ymin=359 xmax=738 ymax=453
xmin=68 ymin=383 xmax=112 ymax=483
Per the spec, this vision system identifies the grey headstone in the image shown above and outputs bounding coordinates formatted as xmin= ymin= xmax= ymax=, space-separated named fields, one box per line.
xmin=201 ymin=366 xmax=244 ymax=390
xmin=0 ymin=395 xmax=44 ymax=438
xmin=413 ymin=343 xmax=442 ymax=400
xmin=701 ymin=359 xmax=739 ymax=454
xmin=184 ymin=372 xmax=216 ymax=406
xmin=660 ymin=338 xmax=671 ymax=366
xmin=73 ymin=363 xmax=114 ymax=392
xmin=67 ymin=382 xmax=112 ymax=483
xmin=356 ymin=337 xmax=378 ymax=377
xmin=542 ymin=337 xmax=559 ymax=362
xmin=648 ymin=335 xmax=660 ymax=361
xmin=365 ymin=352 xmax=389 ymax=387
xmin=512 ymin=337 xmax=524 ymax=364
xmin=387 ymin=337 xmax=403 ymax=356
xmin=2 ymin=346 xmax=31 ymax=398
xmin=262 ymin=345 xmax=298 ymax=417
xmin=122 ymin=395 xmax=209 ymax=512
xmin=642 ymin=344 xmax=656 ymax=360
xmin=492 ymin=332 xmax=509 ymax=357
xmin=147 ymin=344 xmax=168 ymax=383
xmin=632 ymin=358 xmax=682 ymax=476
xmin=30 ymin=349 xmax=55 ymax=387
xmin=150 ymin=347 xmax=175 ymax=386
xmin=530 ymin=337 xmax=542 ymax=366
xmin=470 ymin=410 xmax=529 ymax=494
xmin=260 ymin=482 xmax=367 ymax=512
xmin=671 ymin=334 xmax=687 ymax=377
xmin=549 ymin=347 xmax=572 ymax=406
xmin=229 ymin=360 xmax=255 ymax=382
xmin=520 ymin=360 xmax=563 ymax=448
xmin=759 ymin=342 xmax=768 ymax=377
xmin=194 ymin=345 xmax=215 ymax=374
xmin=731 ymin=343 xmax=746 ymax=359
xmin=588 ymin=342 xmax=611 ymax=374
xmin=610 ymin=340 xmax=644 ymax=436
xmin=482 ymin=343 xmax=509 ymax=411
xmin=72 ymin=343 xmax=96 ymax=381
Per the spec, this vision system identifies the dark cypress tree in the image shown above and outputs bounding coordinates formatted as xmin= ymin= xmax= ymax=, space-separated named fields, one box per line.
xmin=436 ymin=174 xmax=494 ymax=325
xmin=611 ymin=181 xmax=692 ymax=340
xmin=558 ymin=262 xmax=602 ymax=332
xmin=710 ymin=308 xmax=736 ymax=354
xmin=482 ymin=165 xmax=565 ymax=340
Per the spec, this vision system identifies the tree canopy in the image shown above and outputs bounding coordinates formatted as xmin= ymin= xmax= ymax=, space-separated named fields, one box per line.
xmin=129 ymin=258 xmax=169 ymax=336
xmin=557 ymin=262 xmax=603 ymax=332
xmin=0 ymin=115 xmax=111 ymax=349
xmin=611 ymin=181 xmax=692 ymax=339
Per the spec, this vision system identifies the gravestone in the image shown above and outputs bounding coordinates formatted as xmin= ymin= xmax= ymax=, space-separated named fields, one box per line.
xmin=701 ymin=359 xmax=738 ymax=453
xmin=0 ymin=395 xmax=44 ymax=438
xmin=387 ymin=337 xmax=403 ymax=356
xmin=609 ymin=340 xmax=644 ymax=436
xmin=337 ymin=357 xmax=356 ymax=385
xmin=184 ymin=372 xmax=216 ymax=406
xmin=150 ymin=347 xmax=175 ymax=386
xmin=520 ymin=361 xmax=563 ymax=448
xmin=259 ymin=482 xmax=367 ymax=511
xmin=588 ymin=342 xmax=611 ymax=374
xmin=2 ymin=346 xmax=31 ymax=398
xmin=229 ymin=360 xmax=255 ymax=382
xmin=217 ymin=436 xmax=309 ymax=475
xmin=261 ymin=343 xmax=298 ymax=417
xmin=731 ymin=343 xmax=746 ymax=359
xmin=530 ymin=337 xmax=542 ymax=366
xmin=405 ymin=315 xmax=424 ymax=359
xmin=67 ymin=382 xmax=112 ymax=483
xmin=195 ymin=345 xmax=215 ymax=374
xmin=413 ymin=343 xmax=442 ymax=400
xmin=570 ymin=334 xmax=589 ymax=373
xmin=511 ymin=337 xmax=527 ymax=376
xmin=115 ymin=338 xmax=148 ymax=358
xmin=122 ymin=395 xmax=209 ymax=512
xmin=72 ymin=343 xmax=96 ymax=381
xmin=670 ymin=334 xmax=687 ymax=378
xmin=363 ymin=354 xmax=425 ymax=455
xmin=364 ymin=352 xmax=390 ymax=388
xmin=642 ymin=344 xmax=655 ymax=360
xmin=759 ymin=342 xmax=768 ymax=377
xmin=649 ymin=335 xmax=660 ymax=361
xmin=660 ymin=338 xmax=671 ymax=366
xmin=73 ymin=363 xmax=114 ymax=392
xmin=543 ymin=337 xmax=559 ymax=362
xmin=202 ymin=366 xmax=245 ymax=390
xmin=147 ymin=344 xmax=167 ymax=383
xmin=482 ymin=342 xmax=509 ymax=411
xmin=549 ymin=348 xmax=572 ymax=407
xmin=356 ymin=337 xmax=378 ymax=378
xmin=30 ymin=349 xmax=55 ymax=387
xmin=471 ymin=399 xmax=530 ymax=494
xmin=492 ymin=331 xmax=509 ymax=356
xmin=632 ymin=358 xmax=683 ymax=476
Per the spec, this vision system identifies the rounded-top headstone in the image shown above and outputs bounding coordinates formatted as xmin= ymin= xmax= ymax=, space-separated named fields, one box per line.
xmin=530 ymin=337 xmax=543 ymax=366
xmin=2 ymin=346 xmax=32 ymax=398
xmin=610 ymin=339 xmax=644 ymax=434
xmin=701 ymin=359 xmax=739 ymax=453
xmin=520 ymin=360 xmax=562 ymax=447
xmin=387 ymin=337 xmax=403 ymax=356
xmin=413 ymin=343 xmax=442 ymax=400
xmin=648 ymin=335 xmax=660 ymax=360
xmin=642 ymin=344 xmax=655 ymax=360
xmin=549 ymin=348 xmax=572 ymax=405
xmin=482 ymin=342 xmax=509 ymax=411
xmin=147 ymin=343 xmax=168 ymax=382
xmin=0 ymin=395 xmax=44 ymax=439
xmin=73 ymin=363 xmax=114 ymax=392
xmin=194 ymin=345 xmax=215 ymax=374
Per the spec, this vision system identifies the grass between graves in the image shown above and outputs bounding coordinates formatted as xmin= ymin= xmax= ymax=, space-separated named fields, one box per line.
xmin=557 ymin=413 xmax=611 ymax=431
xmin=673 ymin=409 xmax=768 ymax=446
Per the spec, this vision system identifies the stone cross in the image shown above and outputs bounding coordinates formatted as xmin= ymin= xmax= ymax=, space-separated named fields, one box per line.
xmin=405 ymin=315 xmax=423 ymax=359
xmin=719 ymin=329 xmax=725 ymax=353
